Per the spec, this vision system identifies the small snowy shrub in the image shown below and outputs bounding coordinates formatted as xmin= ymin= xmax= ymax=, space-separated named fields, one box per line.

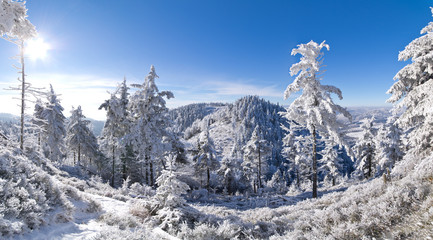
xmin=0 ymin=146 xmax=73 ymax=236
xmin=98 ymin=212 xmax=138 ymax=230
xmin=129 ymin=182 xmax=155 ymax=197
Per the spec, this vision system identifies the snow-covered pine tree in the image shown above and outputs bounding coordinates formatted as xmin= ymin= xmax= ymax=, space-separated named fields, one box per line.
xmin=193 ymin=126 xmax=219 ymax=190
xmin=353 ymin=117 xmax=376 ymax=179
xmin=242 ymin=126 xmax=272 ymax=193
xmin=128 ymin=65 xmax=174 ymax=186
xmin=39 ymin=85 xmax=66 ymax=163
xmin=1 ymin=0 xmax=36 ymax=150
xmin=66 ymin=106 xmax=99 ymax=168
xmin=319 ymin=140 xmax=345 ymax=186
xmin=387 ymin=7 xmax=433 ymax=156
xmin=99 ymin=78 xmax=130 ymax=186
xmin=32 ymin=99 xmax=46 ymax=149
xmin=281 ymin=41 xmax=352 ymax=198
xmin=375 ymin=113 xmax=404 ymax=176
xmin=154 ymin=154 xmax=190 ymax=230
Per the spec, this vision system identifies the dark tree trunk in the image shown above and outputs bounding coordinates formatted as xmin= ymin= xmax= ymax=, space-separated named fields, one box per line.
xmin=111 ymin=145 xmax=115 ymax=187
xmin=367 ymin=143 xmax=372 ymax=178
xmin=312 ymin=125 xmax=318 ymax=198
xmin=207 ymin=167 xmax=210 ymax=190
xmin=258 ymin=145 xmax=262 ymax=189
xmin=150 ymin=161 xmax=154 ymax=187
xmin=122 ymin=158 xmax=127 ymax=181
xmin=20 ymin=41 xmax=25 ymax=150
xmin=78 ymin=144 xmax=81 ymax=165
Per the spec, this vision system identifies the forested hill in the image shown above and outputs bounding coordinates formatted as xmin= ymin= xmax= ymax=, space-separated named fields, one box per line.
xmin=181 ymin=95 xmax=290 ymax=177
xmin=168 ymin=102 xmax=227 ymax=133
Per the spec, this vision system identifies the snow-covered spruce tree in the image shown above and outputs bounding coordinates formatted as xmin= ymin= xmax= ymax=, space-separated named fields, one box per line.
xmin=32 ymin=99 xmax=46 ymax=149
xmin=375 ymin=113 xmax=404 ymax=176
xmin=153 ymin=154 xmax=189 ymax=230
xmin=281 ymin=41 xmax=351 ymax=198
xmin=217 ymin=136 xmax=245 ymax=194
xmin=128 ymin=65 xmax=174 ymax=186
xmin=193 ymin=126 xmax=219 ymax=190
xmin=38 ymin=85 xmax=66 ymax=163
xmin=319 ymin=140 xmax=345 ymax=186
xmin=387 ymin=8 xmax=433 ymax=156
xmin=1 ymin=0 xmax=36 ymax=150
xmin=242 ymin=126 xmax=271 ymax=193
xmin=281 ymin=124 xmax=309 ymax=188
xmin=99 ymin=78 xmax=130 ymax=186
xmin=353 ymin=117 xmax=376 ymax=179
xmin=66 ymin=106 xmax=99 ymax=168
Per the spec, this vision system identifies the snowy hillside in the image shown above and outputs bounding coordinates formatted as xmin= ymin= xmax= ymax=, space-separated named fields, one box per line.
xmin=182 ymin=96 xmax=289 ymax=180
xmin=168 ymin=102 xmax=227 ymax=133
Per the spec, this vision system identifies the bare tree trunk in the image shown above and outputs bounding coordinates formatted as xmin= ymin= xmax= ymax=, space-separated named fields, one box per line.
xmin=19 ymin=41 xmax=25 ymax=150
xmin=312 ymin=125 xmax=318 ymax=198
xmin=150 ymin=161 xmax=154 ymax=187
xmin=78 ymin=144 xmax=81 ymax=165
xmin=144 ymin=157 xmax=149 ymax=185
xmin=367 ymin=143 xmax=372 ymax=178
xmin=207 ymin=166 xmax=210 ymax=190
xmin=122 ymin=157 xmax=127 ymax=181
xmin=111 ymin=145 xmax=115 ymax=187
xmin=258 ymin=145 xmax=262 ymax=189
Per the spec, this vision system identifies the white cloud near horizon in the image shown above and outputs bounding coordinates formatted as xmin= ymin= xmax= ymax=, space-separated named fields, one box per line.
xmin=0 ymin=72 xmax=288 ymax=121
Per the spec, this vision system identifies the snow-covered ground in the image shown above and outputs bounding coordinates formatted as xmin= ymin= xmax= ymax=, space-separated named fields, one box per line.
xmin=18 ymin=193 xmax=128 ymax=240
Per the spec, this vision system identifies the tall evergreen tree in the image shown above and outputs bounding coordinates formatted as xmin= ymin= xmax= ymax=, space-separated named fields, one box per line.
xmin=128 ymin=65 xmax=174 ymax=186
xmin=66 ymin=106 xmax=99 ymax=167
xmin=375 ymin=113 xmax=404 ymax=176
xmin=353 ymin=117 xmax=376 ymax=179
xmin=99 ymin=78 xmax=130 ymax=186
xmin=39 ymin=85 xmax=66 ymax=162
xmin=193 ymin=127 xmax=219 ymax=190
xmin=281 ymin=41 xmax=351 ymax=198
xmin=387 ymin=7 xmax=433 ymax=156
xmin=320 ymin=140 xmax=345 ymax=186
xmin=1 ymin=0 xmax=36 ymax=150
xmin=242 ymin=126 xmax=272 ymax=193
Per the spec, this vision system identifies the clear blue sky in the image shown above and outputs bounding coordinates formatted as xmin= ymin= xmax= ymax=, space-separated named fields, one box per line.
xmin=0 ymin=0 xmax=431 ymax=120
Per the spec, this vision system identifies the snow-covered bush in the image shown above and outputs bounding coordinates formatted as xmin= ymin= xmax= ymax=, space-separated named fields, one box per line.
xmin=0 ymin=146 xmax=74 ymax=236
xmin=128 ymin=182 xmax=155 ymax=197
xmin=177 ymin=220 xmax=244 ymax=240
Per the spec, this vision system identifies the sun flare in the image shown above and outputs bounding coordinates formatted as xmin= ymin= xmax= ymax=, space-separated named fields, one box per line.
xmin=25 ymin=38 xmax=50 ymax=60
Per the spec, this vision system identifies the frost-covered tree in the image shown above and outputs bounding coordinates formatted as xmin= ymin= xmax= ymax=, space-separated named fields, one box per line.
xmin=375 ymin=113 xmax=404 ymax=176
xmin=37 ymin=85 xmax=66 ymax=163
xmin=193 ymin=127 xmax=219 ymax=190
xmin=281 ymin=40 xmax=351 ymax=198
xmin=1 ymin=0 xmax=36 ymax=150
xmin=32 ymin=99 xmax=46 ymax=148
xmin=128 ymin=65 xmax=174 ymax=186
xmin=66 ymin=106 xmax=99 ymax=167
xmin=320 ymin=140 xmax=345 ymax=186
xmin=154 ymin=154 xmax=189 ymax=230
xmin=242 ymin=126 xmax=272 ymax=193
xmin=99 ymin=78 xmax=130 ymax=186
xmin=353 ymin=117 xmax=376 ymax=179
xmin=387 ymin=7 xmax=433 ymax=156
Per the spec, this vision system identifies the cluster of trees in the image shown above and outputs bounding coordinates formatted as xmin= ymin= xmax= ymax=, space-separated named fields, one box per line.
xmin=29 ymin=66 xmax=183 ymax=188
xmin=2 ymin=0 xmax=432 ymax=202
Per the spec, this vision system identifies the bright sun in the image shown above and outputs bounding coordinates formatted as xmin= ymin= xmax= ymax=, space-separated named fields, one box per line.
xmin=25 ymin=38 xmax=50 ymax=60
